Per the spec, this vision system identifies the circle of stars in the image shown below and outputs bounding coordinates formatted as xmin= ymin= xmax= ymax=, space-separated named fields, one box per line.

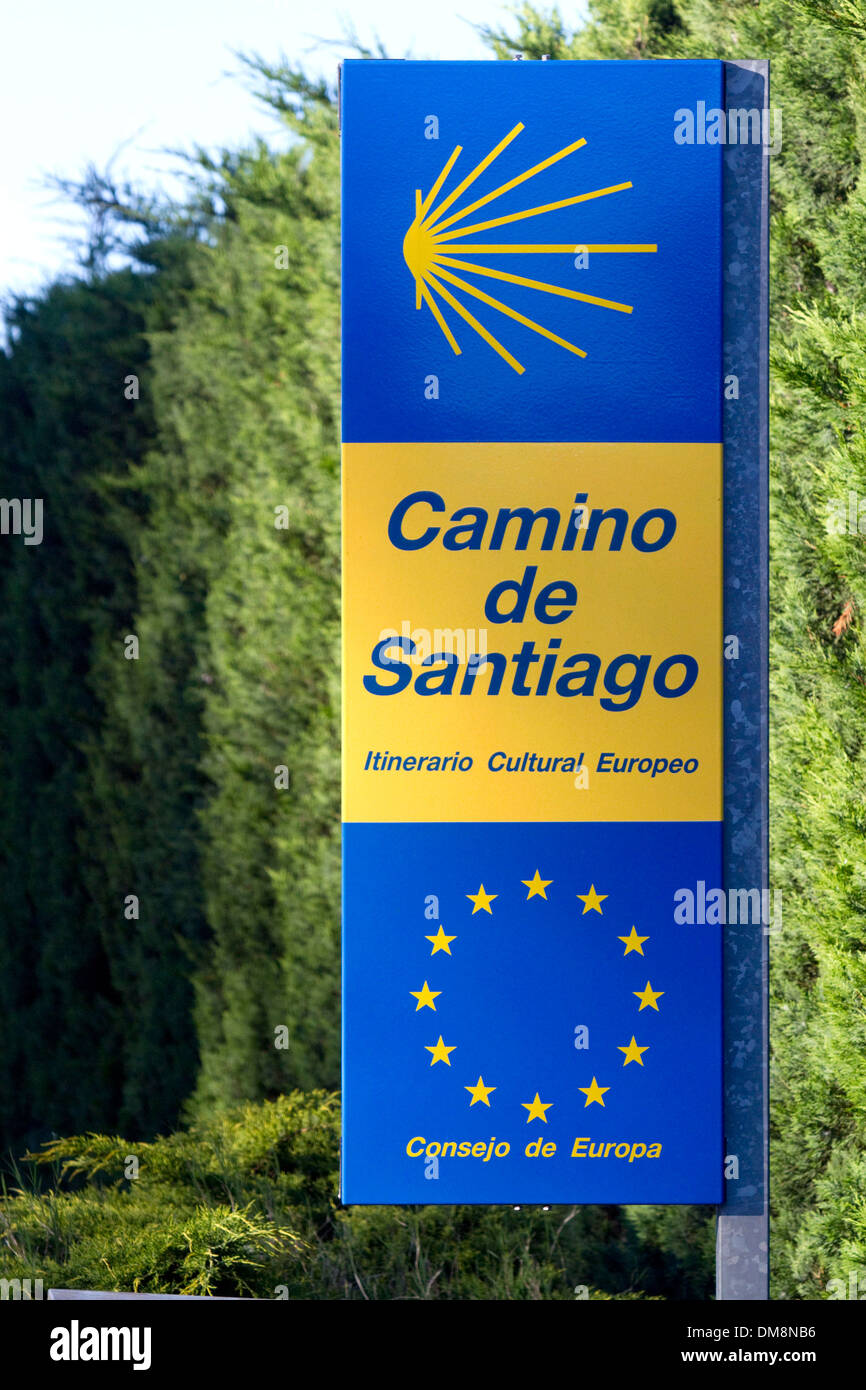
xmin=410 ymin=870 xmax=664 ymax=1128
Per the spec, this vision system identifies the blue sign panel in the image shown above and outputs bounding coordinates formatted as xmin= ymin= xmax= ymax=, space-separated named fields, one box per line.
xmin=342 ymin=58 xmax=724 ymax=1205
xmin=342 ymin=59 xmax=723 ymax=445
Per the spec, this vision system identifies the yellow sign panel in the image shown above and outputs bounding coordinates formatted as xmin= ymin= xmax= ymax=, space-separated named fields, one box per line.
xmin=343 ymin=441 xmax=722 ymax=823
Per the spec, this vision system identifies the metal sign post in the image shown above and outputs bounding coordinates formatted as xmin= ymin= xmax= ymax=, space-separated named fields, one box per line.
xmin=717 ymin=58 xmax=770 ymax=1301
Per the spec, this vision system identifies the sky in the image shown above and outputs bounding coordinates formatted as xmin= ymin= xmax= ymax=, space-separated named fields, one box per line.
xmin=1 ymin=0 xmax=520 ymax=299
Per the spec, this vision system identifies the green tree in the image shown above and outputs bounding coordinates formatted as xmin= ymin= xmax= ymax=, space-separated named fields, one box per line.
xmin=130 ymin=70 xmax=342 ymax=1109
xmin=0 ymin=265 xmax=156 ymax=1149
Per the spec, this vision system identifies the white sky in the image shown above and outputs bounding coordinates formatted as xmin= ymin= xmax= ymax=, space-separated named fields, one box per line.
xmin=1 ymin=0 xmax=525 ymax=298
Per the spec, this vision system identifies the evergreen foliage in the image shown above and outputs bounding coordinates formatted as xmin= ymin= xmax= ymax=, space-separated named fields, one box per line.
xmin=0 ymin=267 xmax=162 ymax=1149
xmin=0 ymin=66 xmax=341 ymax=1150
xmin=0 ymin=1092 xmax=708 ymax=1299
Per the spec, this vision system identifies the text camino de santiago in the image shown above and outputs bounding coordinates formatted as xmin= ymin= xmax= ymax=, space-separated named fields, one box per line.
xmin=365 ymin=490 xmax=695 ymax=707
xmin=361 ymin=489 xmax=702 ymax=778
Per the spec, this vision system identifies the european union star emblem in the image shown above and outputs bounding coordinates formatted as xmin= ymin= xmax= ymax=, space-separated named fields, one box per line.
xmin=342 ymin=820 xmax=723 ymax=1205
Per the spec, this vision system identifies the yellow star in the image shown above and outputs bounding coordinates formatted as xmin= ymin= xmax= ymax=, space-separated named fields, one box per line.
xmin=618 ymin=925 xmax=649 ymax=956
xmin=465 ymin=1075 xmax=496 ymax=1107
xmin=425 ymin=1035 xmax=456 ymax=1066
xmin=578 ymin=1076 xmax=610 ymax=1107
xmin=634 ymin=980 xmax=664 ymax=1011
xmin=577 ymin=884 xmax=607 ymax=914
xmin=618 ymin=1036 xmax=649 ymax=1066
xmin=425 ymin=925 xmax=456 ymax=955
xmin=521 ymin=1092 xmax=553 ymax=1123
xmin=522 ymin=869 xmax=553 ymax=900
xmin=467 ymin=883 xmax=497 ymax=914
xmin=410 ymin=980 xmax=441 ymax=1011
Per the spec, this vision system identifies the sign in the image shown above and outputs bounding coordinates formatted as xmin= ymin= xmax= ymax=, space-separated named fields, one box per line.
xmin=341 ymin=58 xmax=724 ymax=1204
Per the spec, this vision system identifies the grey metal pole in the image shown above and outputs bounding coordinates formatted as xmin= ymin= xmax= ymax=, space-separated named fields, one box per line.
xmin=716 ymin=58 xmax=770 ymax=1301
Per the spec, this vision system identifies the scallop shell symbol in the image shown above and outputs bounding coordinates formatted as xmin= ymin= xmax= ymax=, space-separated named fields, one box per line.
xmin=403 ymin=122 xmax=657 ymax=375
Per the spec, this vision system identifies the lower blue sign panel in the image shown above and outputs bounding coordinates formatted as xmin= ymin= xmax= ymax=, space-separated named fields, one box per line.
xmin=342 ymin=821 xmax=723 ymax=1205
